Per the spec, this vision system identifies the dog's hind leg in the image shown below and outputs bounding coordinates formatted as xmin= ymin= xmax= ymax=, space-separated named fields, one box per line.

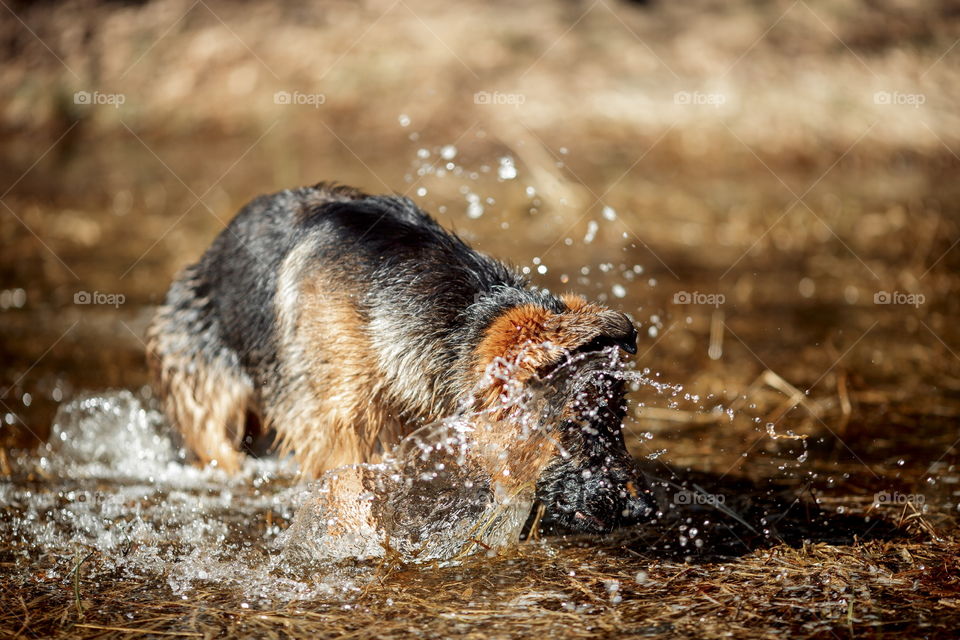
xmin=146 ymin=265 xmax=255 ymax=473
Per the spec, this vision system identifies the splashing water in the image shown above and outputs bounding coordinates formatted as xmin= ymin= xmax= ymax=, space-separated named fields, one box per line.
xmin=277 ymin=426 xmax=535 ymax=565
xmin=279 ymin=348 xmax=626 ymax=565
xmin=45 ymin=391 xmax=181 ymax=474
xmin=2 ymin=349 xmax=644 ymax=599
xmin=3 ymin=391 xmax=343 ymax=600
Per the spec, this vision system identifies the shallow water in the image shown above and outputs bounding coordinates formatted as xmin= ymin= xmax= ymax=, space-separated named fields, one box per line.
xmin=4 ymin=181 xmax=958 ymax=636
xmin=3 ymin=347 xmax=672 ymax=596
xmin=5 ymin=392 xmax=323 ymax=599
xmin=3 ymin=7 xmax=960 ymax=629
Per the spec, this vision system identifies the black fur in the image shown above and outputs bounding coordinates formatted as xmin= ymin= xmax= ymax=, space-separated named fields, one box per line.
xmin=534 ymin=350 xmax=654 ymax=533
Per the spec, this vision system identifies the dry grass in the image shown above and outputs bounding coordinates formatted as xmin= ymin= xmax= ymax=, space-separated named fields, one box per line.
xmin=2 ymin=522 xmax=958 ymax=639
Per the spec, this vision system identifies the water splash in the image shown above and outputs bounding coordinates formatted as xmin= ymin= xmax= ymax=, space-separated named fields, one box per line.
xmin=3 ymin=349 xmax=644 ymax=598
xmin=279 ymin=349 xmax=620 ymax=564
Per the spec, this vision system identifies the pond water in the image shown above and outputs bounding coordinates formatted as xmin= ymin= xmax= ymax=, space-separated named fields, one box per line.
xmin=2 ymin=125 xmax=959 ymax=637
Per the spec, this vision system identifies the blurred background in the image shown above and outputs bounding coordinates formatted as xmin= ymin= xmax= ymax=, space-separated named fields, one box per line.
xmin=1 ymin=0 xmax=959 ymax=509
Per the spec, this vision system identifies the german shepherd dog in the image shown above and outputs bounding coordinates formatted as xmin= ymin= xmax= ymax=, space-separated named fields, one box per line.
xmin=146 ymin=183 xmax=654 ymax=533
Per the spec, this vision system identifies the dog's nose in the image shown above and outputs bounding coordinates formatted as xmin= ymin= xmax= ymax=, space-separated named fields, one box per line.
xmin=615 ymin=314 xmax=638 ymax=354
xmin=618 ymin=329 xmax=638 ymax=354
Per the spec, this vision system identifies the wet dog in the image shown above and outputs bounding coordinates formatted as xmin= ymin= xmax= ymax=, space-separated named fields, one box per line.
xmin=146 ymin=183 xmax=654 ymax=533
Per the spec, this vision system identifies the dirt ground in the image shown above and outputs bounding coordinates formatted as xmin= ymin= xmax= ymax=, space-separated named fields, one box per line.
xmin=2 ymin=0 xmax=960 ymax=638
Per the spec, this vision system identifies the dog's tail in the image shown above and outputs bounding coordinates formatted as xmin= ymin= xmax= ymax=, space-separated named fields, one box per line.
xmin=146 ymin=263 xmax=255 ymax=472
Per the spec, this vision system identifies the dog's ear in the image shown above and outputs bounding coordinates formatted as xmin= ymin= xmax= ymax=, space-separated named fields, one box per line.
xmin=473 ymin=298 xmax=637 ymax=381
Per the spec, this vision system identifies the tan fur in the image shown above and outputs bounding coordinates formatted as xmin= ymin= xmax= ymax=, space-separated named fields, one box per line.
xmin=274 ymin=279 xmax=405 ymax=473
xmin=266 ymin=245 xmax=409 ymax=475
xmin=146 ymin=305 xmax=253 ymax=473
xmin=462 ymin=296 xmax=632 ymax=488
xmin=559 ymin=293 xmax=589 ymax=311
xmin=470 ymin=298 xmax=629 ymax=412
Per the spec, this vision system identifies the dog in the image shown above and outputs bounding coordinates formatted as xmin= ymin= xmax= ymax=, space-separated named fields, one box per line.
xmin=146 ymin=183 xmax=654 ymax=533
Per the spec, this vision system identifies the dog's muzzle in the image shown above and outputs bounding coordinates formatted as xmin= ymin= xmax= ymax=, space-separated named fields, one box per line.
xmin=536 ymin=457 xmax=655 ymax=534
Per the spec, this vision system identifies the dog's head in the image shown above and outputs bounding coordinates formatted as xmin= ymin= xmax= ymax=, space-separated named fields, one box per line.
xmin=470 ymin=293 xmax=655 ymax=534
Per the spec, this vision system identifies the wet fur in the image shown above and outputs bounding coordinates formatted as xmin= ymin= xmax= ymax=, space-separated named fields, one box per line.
xmin=146 ymin=183 xmax=652 ymax=531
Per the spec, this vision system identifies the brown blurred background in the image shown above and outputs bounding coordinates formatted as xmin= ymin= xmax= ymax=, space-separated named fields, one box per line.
xmin=1 ymin=0 xmax=959 ymax=503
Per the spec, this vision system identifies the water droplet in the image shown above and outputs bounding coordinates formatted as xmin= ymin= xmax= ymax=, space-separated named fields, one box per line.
xmin=584 ymin=220 xmax=599 ymax=244
xmin=466 ymin=193 xmax=484 ymax=219
xmin=497 ymin=157 xmax=517 ymax=180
